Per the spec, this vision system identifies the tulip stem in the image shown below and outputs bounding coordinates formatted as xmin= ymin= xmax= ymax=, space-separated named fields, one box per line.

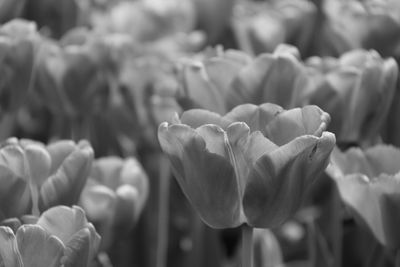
xmin=241 ymin=224 xmax=254 ymax=267
xmin=156 ymin=155 xmax=171 ymax=267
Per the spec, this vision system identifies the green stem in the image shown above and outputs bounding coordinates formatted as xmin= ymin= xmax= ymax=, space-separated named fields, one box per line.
xmin=156 ymin=155 xmax=171 ymax=267
xmin=242 ymin=224 xmax=254 ymax=267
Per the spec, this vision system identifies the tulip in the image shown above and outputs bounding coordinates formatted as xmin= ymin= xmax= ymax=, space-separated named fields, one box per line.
xmin=0 ymin=138 xmax=93 ymax=220
xmin=226 ymin=44 xmax=308 ymax=110
xmin=232 ymin=0 xmax=317 ymax=55
xmin=178 ymin=48 xmax=251 ymax=114
xmin=321 ymin=0 xmax=400 ymax=57
xmin=108 ymin=0 xmax=196 ymax=43
xmin=0 ymin=205 xmax=101 ymax=267
xmin=0 ymin=19 xmax=38 ymax=113
xmin=327 ymin=145 xmax=400 ymax=249
xmin=158 ymin=103 xmax=335 ymax=229
xmin=79 ymin=156 xmax=149 ymax=249
xmin=301 ymin=49 xmax=398 ymax=147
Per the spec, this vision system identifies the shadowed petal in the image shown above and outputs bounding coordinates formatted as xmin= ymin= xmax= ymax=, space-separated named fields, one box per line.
xmin=61 ymin=228 xmax=90 ymax=267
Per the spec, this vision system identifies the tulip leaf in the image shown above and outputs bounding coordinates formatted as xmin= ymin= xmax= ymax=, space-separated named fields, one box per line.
xmin=16 ymin=225 xmax=64 ymax=267
xmin=0 ymin=226 xmax=23 ymax=267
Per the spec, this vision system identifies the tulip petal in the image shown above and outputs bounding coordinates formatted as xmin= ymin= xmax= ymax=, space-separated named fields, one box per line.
xmin=61 ymin=228 xmax=91 ymax=267
xmin=46 ymin=140 xmax=76 ymax=174
xmin=264 ymin=106 xmax=330 ymax=146
xmin=24 ymin=144 xmax=51 ymax=186
xmin=0 ymin=226 xmax=23 ymax=267
xmin=37 ymin=206 xmax=87 ymax=244
xmin=243 ymin=132 xmax=335 ymax=228
xmin=39 ymin=145 xmax=93 ymax=211
xmin=115 ymin=185 xmax=138 ymax=226
xmin=0 ymin=145 xmax=26 ymax=180
xmin=181 ymin=62 xmax=226 ymax=114
xmin=333 ymin=173 xmax=400 ymax=248
xmin=180 ymin=109 xmax=232 ymax=129
xmin=158 ymin=122 xmax=243 ymax=228
xmin=90 ymin=157 xmax=123 ymax=190
xmin=0 ymin=165 xmax=31 ymax=219
xmin=224 ymin=103 xmax=283 ymax=134
xmin=364 ymin=145 xmax=400 ymax=176
xmin=16 ymin=225 xmax=64 ymax=267
xmin=79 ymin=181 xmax=117 ymax=222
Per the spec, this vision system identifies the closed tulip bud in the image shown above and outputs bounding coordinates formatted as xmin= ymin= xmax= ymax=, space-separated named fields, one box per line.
xmin=327 ymin=145 xmax=400 ymax=249
xmin=158 ymin=103 xmax=335 ymax=229
xmin=0 ymin=205 xmax=101 ymax=267
xmin=301 ymin=49 xmax=398 ymax=147
xmin=79 ymin=157 xmax=149 ymax=249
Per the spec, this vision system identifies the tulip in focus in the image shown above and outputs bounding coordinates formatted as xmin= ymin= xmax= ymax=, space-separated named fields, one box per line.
xmin=0 ymin=205 xmax=101 ymax=267
xmin=327 ymin=145 xmax=400 ymax=249
xmin=158 ymin=103 xmax=335 ymax=229
xmin=79 ymin=156 xmax=149 ymax=250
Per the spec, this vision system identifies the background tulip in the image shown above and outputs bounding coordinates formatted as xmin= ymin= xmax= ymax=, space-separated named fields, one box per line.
xmin=158 ymin=103 xmax=335 ymax=229
xmin=300 ymin=49 xmax=398 ymax=148
xmin=327 ymin=145 xmax=400 ymax=249
xmin=0 ymin=205 xmax=101 ymax=267
xmin=79 ymin=156 xmax=149 ymax=250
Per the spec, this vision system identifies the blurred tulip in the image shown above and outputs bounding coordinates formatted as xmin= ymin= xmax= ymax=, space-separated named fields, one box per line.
xmin=0 ymin=0 xmax=26 ymax=24
xmin=0 ymin=19 xmax=38 ymax=114
xmin=327 ymin=145 xmax=400 ymax=249
xmin=108 ymin=0 xmax=196 ymax=43
xmin=24 ymin=0 xmax=80 ymax=38
xmin=0 ymin=138 xmax=93 ymax=219
xmin=0 ymin=205 xmax=101 ymax=267
xmin=158 ymin=103 xmax=335 ymax=229
xmin=178 ymin=48 xmax=251 ymax=114
xmin=232 ymin=0 xmax=317 ymax=55
xmin=301 ymin=49 xmax=398 ymax=147
xmin=253 ymin=229 xmax=284 ymax=267
xmin=80 ymin=157 xmax=149 ymax=238
xmin=320 ymin=0 xmax=400 ymax=57
xmin=226 ymin=44 xmax=308 ymax=110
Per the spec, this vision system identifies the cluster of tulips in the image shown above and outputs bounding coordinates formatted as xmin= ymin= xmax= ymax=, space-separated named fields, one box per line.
xmin=0 ymin=0 xmax=400 ymax=267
